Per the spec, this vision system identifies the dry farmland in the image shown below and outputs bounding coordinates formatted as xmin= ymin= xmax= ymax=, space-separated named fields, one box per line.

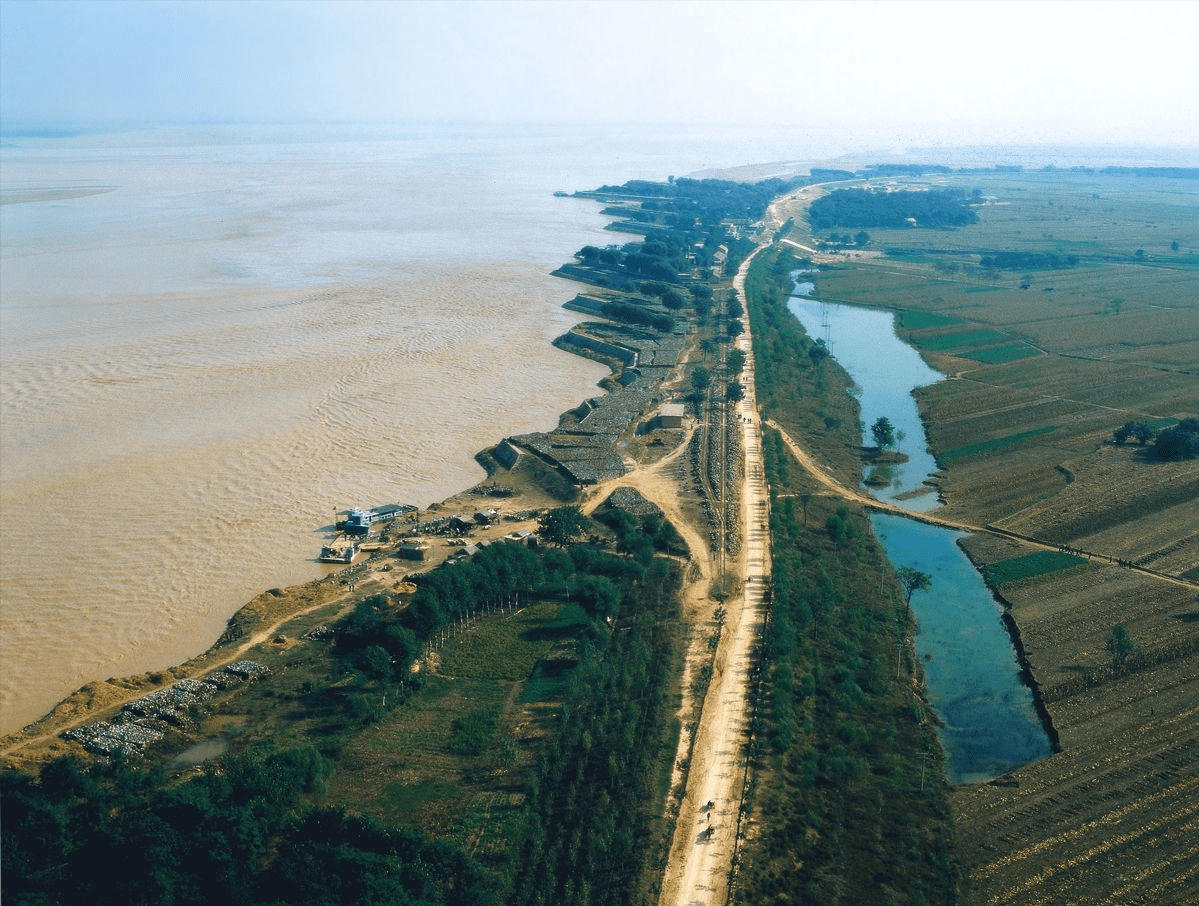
xmin=790 ymin=170 xmax=1199 ymax=905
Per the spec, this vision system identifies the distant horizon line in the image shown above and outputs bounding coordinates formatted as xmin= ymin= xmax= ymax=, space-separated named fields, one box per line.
xmin=3 ymin=122 xmax=1196 ymax=176
xmin=3 ymin=118 xmax=1199 ymax=150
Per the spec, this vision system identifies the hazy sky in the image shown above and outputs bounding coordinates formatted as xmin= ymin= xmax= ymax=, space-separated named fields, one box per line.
xmin=2 ymin=0 xmax=1196 ymax=147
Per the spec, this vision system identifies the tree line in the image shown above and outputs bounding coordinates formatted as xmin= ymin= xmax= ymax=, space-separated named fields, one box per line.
xmin=2 ymin=745 xmax=494 ymax=906
xmin=808 ymin=187 xmax=980 ymax=230
xmin=1113 ymin=418 xmax=1199 ymax=460
xmin=4 ymin=507 xmax=689 ymax=906
xmin=979 ymin=250 xmax=1079 ymax=270
xmin=566 ymin=175 xmax=807 ymax=306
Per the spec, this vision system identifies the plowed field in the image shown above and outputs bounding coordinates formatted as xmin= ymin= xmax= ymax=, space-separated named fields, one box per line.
xmin=777 ymin=169 xmax=1199 ymax=904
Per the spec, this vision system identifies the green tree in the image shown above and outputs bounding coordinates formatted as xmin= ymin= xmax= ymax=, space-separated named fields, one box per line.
xmin=571 ymin=574 xmax=621 ymax=620
xmin=1153 ymin=418 xmax=1199 ymax=461
xmin=727 ymin=347 xmax=747 ymax=375
xmin=538 ymin=506 xmax=590 ymax=546
xmin=1133 ymin=422 xmax=1156 ymax=444
xmin=358 ymin=645 xmax=393 ymax=683
xmin=661 ymin=288 xmax=687 ymax=310
xmin=1114 ymin=420 xmax=1155 ymax=445
xmin=897 ymin=566 xmax=932 ymax=604
xmin=1105 ymin=624 xmax=1136 ymax=670
xmin=808 ymin=339 xmax=830 ymax=366
xmin=871 ymin=416 xmax=897 ymax=451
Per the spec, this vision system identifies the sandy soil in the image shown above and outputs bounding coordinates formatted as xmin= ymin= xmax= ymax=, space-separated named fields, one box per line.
xmin=653 ymin=247 xmax=773 ymax=906
xmin=0 ymin=580 xmax=352 ymax=767
xmin=0 ymin=499 xmax=548 ymax=770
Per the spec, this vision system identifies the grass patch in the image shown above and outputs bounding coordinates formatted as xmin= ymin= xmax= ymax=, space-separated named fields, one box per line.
xmin=518 ymin=655 xmax=577 ymax=704
xmin=379 ymin=778 xmax=459 ymax=813
xmin=941 ymin=425 xmax=1059 ymax=462
xmin=958 ymin=343 xmax=1042 ymax=364
xmin=900 ymin=310 xmax=964 ymax=329
xmin=984 ymin=550 xmax=1088 ymax=586
xmin=437 ymin=600 xmax=572 ymax=681
xmin=448 ymin=706 xmax=501 ymax=757
xmin=917 ymin=329 xmax=1012 ymax=351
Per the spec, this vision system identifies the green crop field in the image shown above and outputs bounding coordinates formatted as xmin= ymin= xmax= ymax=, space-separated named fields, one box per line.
xmin=916 ymin=329 xmax=1013 ymax=350
xmin=790 ymin=168 xmax=1199 ymax=906
xmin=983 ymin=550 xmax=1089 ymax=586
xmin=939 ymin=425 xmax=1059 ymax=462
xmin=957 ymin=343 xmax=1041 ymax=364
xmin=899 ymin=310 xmax=965 ymax=329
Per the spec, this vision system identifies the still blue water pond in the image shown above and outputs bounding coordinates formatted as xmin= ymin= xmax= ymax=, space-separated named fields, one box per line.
xmin=785 ymin=276 xmax=1052 ymax=781
xmin=788 ymin=281 xmax=944 ymax=511
xmin=871 ymin=513 xmax=1053 ymax=783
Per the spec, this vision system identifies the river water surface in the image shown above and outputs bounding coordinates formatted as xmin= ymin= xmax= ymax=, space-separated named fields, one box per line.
xmin=1 ymin=122 xmax=847 ymax=734
xmin=787 ymin=279 xmax=1053 ymax=781
xmin=789 ymin=280 xmax=943 ymax=510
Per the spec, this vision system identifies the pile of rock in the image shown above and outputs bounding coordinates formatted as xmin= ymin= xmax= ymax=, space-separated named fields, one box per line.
xmin=597 ymin=486 xmax=665 ymax=520
xmin=507 ymin=431 xmax=626 ymax=484
xmin=62 ymin=661 xmax=270 ymax=758
xmin=509 ymin=386 xmax=660 ymax=485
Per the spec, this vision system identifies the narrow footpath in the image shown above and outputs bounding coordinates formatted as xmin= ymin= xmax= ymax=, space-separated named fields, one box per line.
xmin=765 ymin=417 xmax=1198 ymax=593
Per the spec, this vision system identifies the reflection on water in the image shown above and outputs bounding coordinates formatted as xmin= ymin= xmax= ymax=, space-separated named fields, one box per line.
xmin=872 ymin=514 xmax=1052 ymax=783
xmin=787 ymin=278 xmax=944 ymax=511
xmin=788 ymin=275 xmax=1051 ymax=781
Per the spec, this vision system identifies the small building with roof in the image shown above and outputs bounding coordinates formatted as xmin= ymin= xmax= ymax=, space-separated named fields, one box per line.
xmin=654 ymin=403 xmax=685 ymax=429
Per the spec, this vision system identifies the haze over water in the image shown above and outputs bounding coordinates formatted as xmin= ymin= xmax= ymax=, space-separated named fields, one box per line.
xmin=0 ymin=121 xmax=842 ymax=734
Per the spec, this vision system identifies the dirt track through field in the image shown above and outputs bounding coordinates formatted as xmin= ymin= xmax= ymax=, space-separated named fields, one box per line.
xmin=764 ymin=417 xmax=1198 ymax=592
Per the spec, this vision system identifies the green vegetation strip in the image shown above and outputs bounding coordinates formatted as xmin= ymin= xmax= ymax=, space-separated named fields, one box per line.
xmin=900 ymin=310 xmax=964 ymax=329
xmin=917 ymin=329 xmax=1011 ymax=351
xmin=984 ymin=550 xmax=1088 ymax=586
xmin=735 ymin=430 xmax=958 ymax=905
xmin=735 ymin=243 xmax=958 ymax=905
xmin=941 ymin=425 xmax=1058 ymax=462
xmin=959 ymin=343 xmax=1041 ymax=364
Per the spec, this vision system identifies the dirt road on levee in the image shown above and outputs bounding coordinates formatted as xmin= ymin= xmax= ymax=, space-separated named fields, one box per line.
xmin=655 ymin=247 xmax=772 ymax=906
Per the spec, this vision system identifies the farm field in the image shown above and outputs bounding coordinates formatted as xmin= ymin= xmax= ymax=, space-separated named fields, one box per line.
xmin=780 ymin=169 xmax=1199 ymax=905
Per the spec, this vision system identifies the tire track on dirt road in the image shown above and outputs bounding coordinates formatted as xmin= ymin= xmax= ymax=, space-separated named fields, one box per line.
xmin=657 ymin=244 xmax=773 ymax=906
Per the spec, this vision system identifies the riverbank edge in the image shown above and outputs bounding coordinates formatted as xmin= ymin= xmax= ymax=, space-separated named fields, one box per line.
xmin=0 ymin=251 xmax=677 ymax=760
xmin=955 ymin=540 xmax=1064 ymax=756
xmin=784 ymin=255 xmax=1062 ymax=768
